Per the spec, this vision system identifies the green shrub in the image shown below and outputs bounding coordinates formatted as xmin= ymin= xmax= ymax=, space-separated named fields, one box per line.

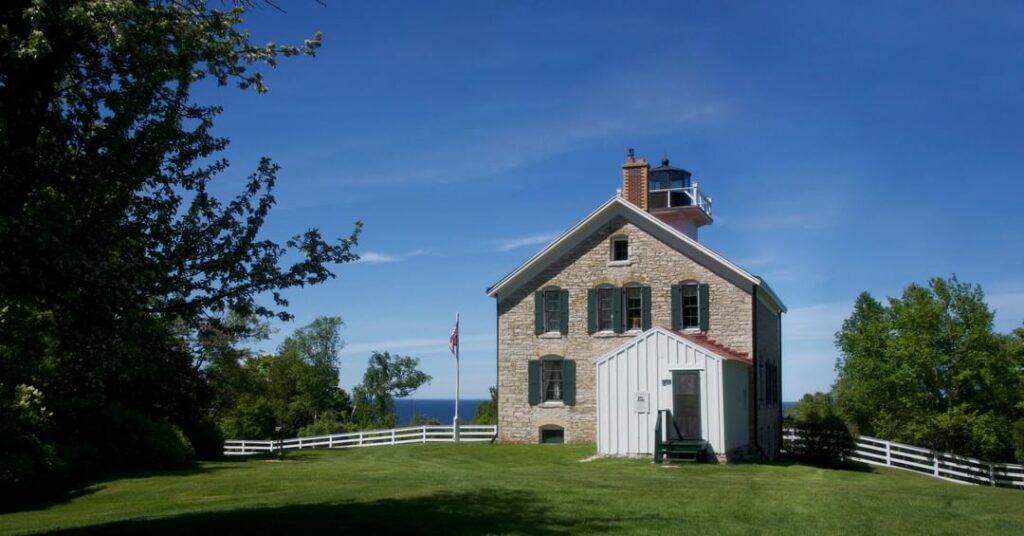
xmin=60 ymin=405 xmax=195 ymax=480
xmin=783 ymin=392 xmax=855 ymax=466
xmin=183 ymin=417 xmax=225 ymax=460
xmin=297 ymin=411 xmax=355 ymax=437
xmin=0 ymin=420 xmax=62 ymax=504
xmin=472 ymin=401 xmax=496 ymax=425
xmin=409 ymin=414 xmax=441 ymax=426
xmin=219 ymin=395 xmax=277 ymax=439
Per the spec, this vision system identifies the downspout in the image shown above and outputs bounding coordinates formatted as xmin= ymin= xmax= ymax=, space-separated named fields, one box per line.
xmin=751 ymin=286 xmax=767 ymax=460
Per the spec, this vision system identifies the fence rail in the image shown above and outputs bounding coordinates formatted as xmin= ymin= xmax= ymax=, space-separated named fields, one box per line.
xmin=224 ymin=425 xmax=497 ymax=456
xmin=785 ymin=431 xmax=1024 ymax=489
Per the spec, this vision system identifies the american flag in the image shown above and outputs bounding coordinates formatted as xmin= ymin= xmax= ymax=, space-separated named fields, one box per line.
xmin=449 ymin=316 xmax=459 ymax=355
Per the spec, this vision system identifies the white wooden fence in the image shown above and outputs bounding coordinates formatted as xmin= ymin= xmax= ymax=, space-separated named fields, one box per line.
xmin=785 ymin=431 xmax=1024 ymax=489
xmin=224 ymin=424 xmax=497 ymax=456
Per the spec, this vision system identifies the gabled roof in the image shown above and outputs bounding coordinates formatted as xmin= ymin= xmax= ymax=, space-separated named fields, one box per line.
xmin=486 ymin=195 xmax=786 ymax=313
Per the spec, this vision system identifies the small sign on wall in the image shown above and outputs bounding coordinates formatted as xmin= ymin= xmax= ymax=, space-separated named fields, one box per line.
xmin=634 ymin=391 xmax=650 ymax=413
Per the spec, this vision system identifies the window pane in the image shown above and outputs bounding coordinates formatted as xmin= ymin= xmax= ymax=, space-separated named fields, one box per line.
xmin=544 ymin=290 xmax=560 ymax=333
xmin=625 ymin=286 xmax=642 ymax=331
xmin=597 ymin=287 xmax=614 ymax=331
xmin=543 ymin=360 xmax=563 ymax=402
xmin=681 ymin=284 xmax=699 ymax=328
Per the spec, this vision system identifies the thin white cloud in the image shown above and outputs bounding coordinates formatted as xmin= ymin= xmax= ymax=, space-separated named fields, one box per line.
xmin=357 ymin=251 xmax=399 ymax=264
xmin=356 ymin=248 xmax=443 ymax=264
xmin=493 ymin=232 xmax=559 ymax=252
xmin=408 ymin=248 xmax=442 ymax=258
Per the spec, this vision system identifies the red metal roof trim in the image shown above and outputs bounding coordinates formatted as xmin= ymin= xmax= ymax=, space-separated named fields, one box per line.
xmin=677 ymin=332 xmax=752 ymax=365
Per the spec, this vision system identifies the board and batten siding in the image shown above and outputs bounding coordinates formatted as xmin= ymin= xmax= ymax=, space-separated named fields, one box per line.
xmin=597 ymin=328 xmax=741 ymax=457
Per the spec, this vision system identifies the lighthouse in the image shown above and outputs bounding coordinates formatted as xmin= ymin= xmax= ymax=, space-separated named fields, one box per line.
xmin=620 ymin=149 xmax=713 ymax=240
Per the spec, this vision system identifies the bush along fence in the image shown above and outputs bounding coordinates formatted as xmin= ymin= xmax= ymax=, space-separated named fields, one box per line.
xmin=224 ymin=424 xmax=497 ymax=455
xmin=785 ymin=430 xmax=1024 ymax=489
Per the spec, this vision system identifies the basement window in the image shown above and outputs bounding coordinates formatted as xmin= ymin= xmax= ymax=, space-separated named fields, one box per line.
xmin=540 ymin=427 xmax=565 ymax=444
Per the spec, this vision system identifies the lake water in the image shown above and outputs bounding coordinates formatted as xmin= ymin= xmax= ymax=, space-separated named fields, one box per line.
xmin=394 ymin=398 xmax=487 ymax=425
xmin=395 ymin=399 xmax=797 ymax=425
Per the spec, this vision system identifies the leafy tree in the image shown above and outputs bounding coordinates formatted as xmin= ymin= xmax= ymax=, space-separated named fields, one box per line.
xmin=834 ymin=277 xmax=1024 ymax=461
xmin=352 ymin=352 xmax=432 ymax=428
xmin=217 ymin=317 xmax=351 ymax=439
xmin=783 ymin=392 xmax=854 ymax=465
xmin=473 ymin=386 xmax=498 ymax=425
xmin=0 ymin=1 xmax=359 ymax=496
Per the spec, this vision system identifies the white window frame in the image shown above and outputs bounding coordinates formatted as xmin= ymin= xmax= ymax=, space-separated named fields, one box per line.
xmin=541 ymin=357 xmax=564 ymax=403
xmin=680 ymin=282 xmax=700 ymax=330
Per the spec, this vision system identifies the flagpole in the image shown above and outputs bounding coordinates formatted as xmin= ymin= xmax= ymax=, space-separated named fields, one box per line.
xmin=454 ymin=312 xmax=461 ymax=443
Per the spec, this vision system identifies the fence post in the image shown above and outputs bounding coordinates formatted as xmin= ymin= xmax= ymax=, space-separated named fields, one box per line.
xmin=359 ymin=431 xmax=364 ymax=446
xmin=240 ymin=440 xmax=246 ymax=454
xmin=391 ymin=429 xmax=396 ymax=445
xmin=329 ymin=434 xmax=334 ymax=449
xmin=885 ymin=441 xmax=891 ymax=466
xmin=989 ymin=463 xmax=996 ymax=487
xmin=422 ymin=426 xmax=426 ymax=444
xmin=933 ymin=454 xmax=940 ymax=477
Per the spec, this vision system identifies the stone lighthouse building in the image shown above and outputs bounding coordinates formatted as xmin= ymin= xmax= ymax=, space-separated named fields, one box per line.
xmin=486 ymin=150 xmax=785 ymax=461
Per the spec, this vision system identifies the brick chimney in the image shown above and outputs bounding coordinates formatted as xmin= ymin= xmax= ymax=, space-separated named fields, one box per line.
xmin=621 ymin=148 xmax=650 ymax=210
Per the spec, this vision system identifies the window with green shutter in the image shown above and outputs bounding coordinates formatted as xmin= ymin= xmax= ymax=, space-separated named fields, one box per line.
xmin=528 ymin=360 xmax=541 ymax=405
xmin=611 ymin=287 xmax=623 ymax=333
xmin=587 ymin=288 xmax=598 ymax=335
xmin=562 ymin=360 xmax=576 ymax=405
xmin=535 ymin=288 xmax=567 ymax=335
xmin=671 ymin=284 xmax=682 ymax=330
xmin=623 ymin=285 xmax=643 ymax=331
xmin=698 ymin=283 xmax=710 ymax=332
xmin=558 ymin=289 xmax=569 ymax=335
xmin=594 ymin=286 xmax=615 ymax=332
xmin=641 ymin=286 xmax=652 ymax=330
xmin=530 ymin=356 xmax=575 ymax=406
xmin=673 ymin=282 xmax=704 ymax=331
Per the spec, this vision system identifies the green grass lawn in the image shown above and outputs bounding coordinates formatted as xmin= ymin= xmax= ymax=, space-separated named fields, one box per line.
xmin=1 ymin=444 xmax=1022 ymax=535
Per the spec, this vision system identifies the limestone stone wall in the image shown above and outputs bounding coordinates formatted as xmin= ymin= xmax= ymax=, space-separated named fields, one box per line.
xmin=496 ymin=216 xmax=754 ymax=443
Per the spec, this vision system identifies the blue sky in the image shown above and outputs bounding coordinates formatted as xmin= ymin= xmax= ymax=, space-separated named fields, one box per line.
xmin=198 ymin=1 xmax=1024 ymax=400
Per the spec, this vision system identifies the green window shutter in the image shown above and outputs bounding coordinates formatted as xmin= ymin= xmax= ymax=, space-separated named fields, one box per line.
xmin=611 ymin=287 xmax=623 ymax=333
xmin=587 ymin=288 xmax=597 ymax=335
xmin=641 ymin=286 xmax=652 ymax=331
xmin=671 ymin=284 xmax=682 ymax=330
xmin=528 ymin=361 xmax=541 ymax=406
xmin=559 ymin=289 xmax=569 ymax=335
xmin=534 ymin=291 xmax=544 ymax=335
xmin=698 ymin=283 xmax=710 ymax=332
xmin=562 ymin=360 xmax=576 ymax=405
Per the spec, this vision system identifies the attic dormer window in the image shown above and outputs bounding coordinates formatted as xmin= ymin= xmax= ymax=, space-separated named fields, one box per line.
xmin=611 ymin=237 xmax=628 ymax=262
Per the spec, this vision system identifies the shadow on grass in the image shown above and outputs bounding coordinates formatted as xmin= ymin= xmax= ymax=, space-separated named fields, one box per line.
xmin=46 ymin=488 xmax=614 ymax=535
xmin=0 ymin=462 xmax=251 ymax=515
xmin=768 ymin=454 xmax=877 ymax=473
